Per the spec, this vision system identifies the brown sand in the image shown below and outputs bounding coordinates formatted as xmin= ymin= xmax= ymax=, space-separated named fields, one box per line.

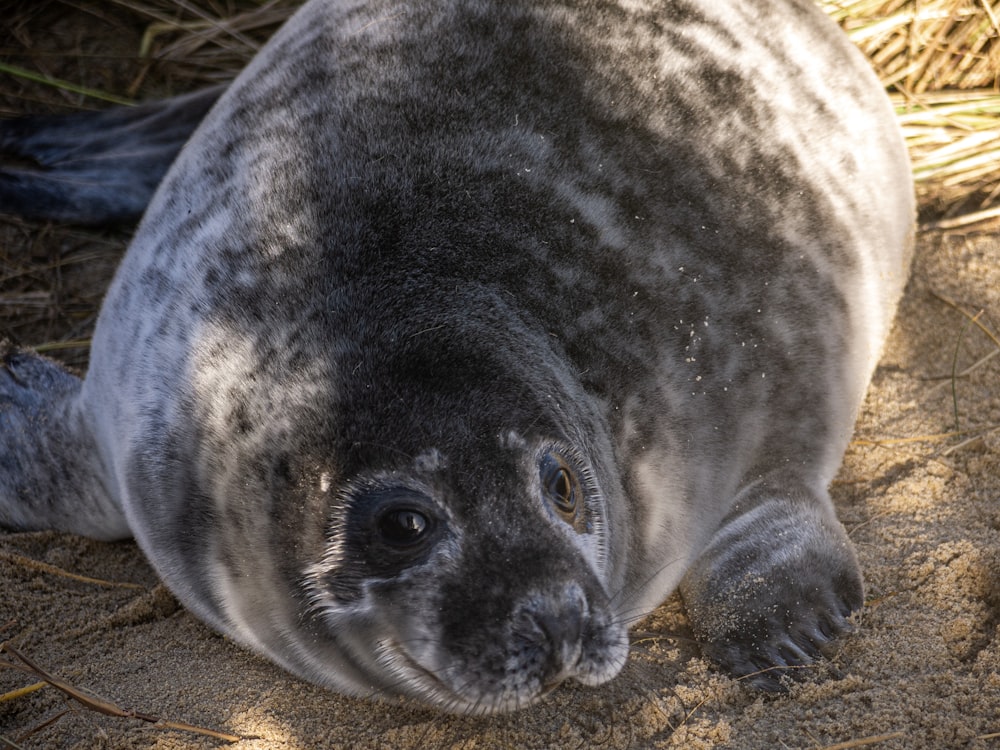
xmin=2 ymin=4 xmax=1000 ymax=749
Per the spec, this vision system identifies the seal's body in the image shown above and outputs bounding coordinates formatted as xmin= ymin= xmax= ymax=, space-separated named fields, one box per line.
xmin=0 ymin=0 xmax=913 ymax=713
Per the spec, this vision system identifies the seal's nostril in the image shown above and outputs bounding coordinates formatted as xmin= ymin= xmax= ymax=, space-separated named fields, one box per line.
xmin=530 ymin=600 xmax=584 ymax=649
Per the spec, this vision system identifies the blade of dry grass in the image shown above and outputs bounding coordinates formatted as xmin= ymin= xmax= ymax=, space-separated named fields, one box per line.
xmin=0 ymin=682 xmax=46 ymax=703
xmin=0 ymin=550 xmax=144 ymax=589
xmin=0 ymin=63 xmax=135 ymax=106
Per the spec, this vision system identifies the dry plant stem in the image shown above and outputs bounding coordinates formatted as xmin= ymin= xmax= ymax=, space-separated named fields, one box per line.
xmin=924 ymin=205 xmax=1000 ymax=229
xmin=0 ymin=681 xmax=45 ymax=702
xmin=0 ymin=550 xmax=144 ymax=590
xmin=922 ymin=289 xmax=1000 ymax=453
xmin=930 ymin=290 xmax=1000 ymax=349
xmin=0 ymin=63 xmax=135 ymax=106
xmin=15 ymin=709 xmax=72 ymax=744
xmin=823 ymin=0 xmax=1000 ymax=219
xmin=32 ymin=339 xmax=93 ymax=353
xmin=0 ymin=644 xmax=241 ymax=743
xmin=941 ymin=425 xmax=1000 ymax=455
xmin=950 ymin=310 xmax=983 ymax=430
xmin=924 ymin=349 xmax=1000 ymax=397
xmin=980 ymin=0 xmax=1000 ymax=32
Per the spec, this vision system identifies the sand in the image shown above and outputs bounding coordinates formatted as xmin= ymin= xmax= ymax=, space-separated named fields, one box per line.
xmin=2 ymin=5 xmax=1000 ymax=749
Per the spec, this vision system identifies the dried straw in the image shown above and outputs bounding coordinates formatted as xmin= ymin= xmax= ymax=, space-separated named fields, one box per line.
xmin=821 ymin=0 xmax=1000 ymax=222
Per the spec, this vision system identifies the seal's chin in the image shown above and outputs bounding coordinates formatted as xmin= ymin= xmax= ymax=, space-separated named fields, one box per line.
xmin=375 ymin=640 xmax=567 ymax=715
xmin=358 ymin=638 xmax=529 ymax=715
xmin=370 ymin=624 xmax=630 ymax=716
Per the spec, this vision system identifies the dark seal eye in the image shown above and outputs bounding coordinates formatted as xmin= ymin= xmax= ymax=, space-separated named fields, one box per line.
xmin=377 ymin=508 xmax=431 ymax=547
xmin=540 ymin=452 xmax=585 ymax=532
xmin=548 ymin=465 xmax=576 ymax=514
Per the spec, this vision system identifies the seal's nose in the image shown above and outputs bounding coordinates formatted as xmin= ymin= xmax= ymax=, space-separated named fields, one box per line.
xmin=516 ymin=583 xmax=590 ymax=686
xmin=532 ymin=592 xmax=584 ymax=647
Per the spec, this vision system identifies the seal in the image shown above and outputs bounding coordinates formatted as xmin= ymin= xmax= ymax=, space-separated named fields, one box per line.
xmin=0 ymin=0 xmax=914 ymax=713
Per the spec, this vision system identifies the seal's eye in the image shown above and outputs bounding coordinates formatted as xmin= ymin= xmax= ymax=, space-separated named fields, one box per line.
xmin=378 ymin=508 xmax=430 ymax=547
xmin=548 ymin=465 xmax=575 ymax=514
xmin=541 ymin=452 xmax=585 ymax=531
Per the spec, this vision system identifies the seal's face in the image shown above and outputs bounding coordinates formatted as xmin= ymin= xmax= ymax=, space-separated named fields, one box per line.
xmin=304 ymin=437 xmax=628 ymax=712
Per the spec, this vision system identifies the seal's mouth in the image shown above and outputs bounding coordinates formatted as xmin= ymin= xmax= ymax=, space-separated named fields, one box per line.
xmin=379 ymin=638 xmax=552 ymax=716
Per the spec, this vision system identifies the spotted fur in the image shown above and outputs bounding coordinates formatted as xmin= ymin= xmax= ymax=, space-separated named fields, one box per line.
xmin=0 ymin=0 xmax=913 ymax=711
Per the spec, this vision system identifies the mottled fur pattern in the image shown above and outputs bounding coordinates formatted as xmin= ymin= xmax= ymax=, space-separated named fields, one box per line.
xmin=0 ymin=0 xmax=913 ymax=712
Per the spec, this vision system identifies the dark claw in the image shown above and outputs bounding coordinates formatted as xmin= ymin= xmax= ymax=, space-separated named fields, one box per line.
xmin=776 ymin=642 xmax=811 ymax=667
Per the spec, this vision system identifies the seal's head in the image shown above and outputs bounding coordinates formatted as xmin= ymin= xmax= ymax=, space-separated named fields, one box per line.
xmin=182 ymin=316 xmax=632 ymax=714
xmin=304 ymin=435 xmax=628 ymax=713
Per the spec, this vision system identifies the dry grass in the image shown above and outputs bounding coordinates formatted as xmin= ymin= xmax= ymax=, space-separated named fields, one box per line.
xmin=821 ymin=0 xmax=1000 ymax=223
xmin=0 ymin=0 xmax=998 ymax=360
xmin=823 ymin=0 xmax=999 ymax=91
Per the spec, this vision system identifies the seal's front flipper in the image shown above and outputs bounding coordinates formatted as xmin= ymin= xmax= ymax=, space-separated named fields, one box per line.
xmin=0 ymin=85 xmax=224 ymax=225
xmin=0 ymin=342 xmax=128 ymax=540
xmin=679 ymin=477 xmax=863 ymax=690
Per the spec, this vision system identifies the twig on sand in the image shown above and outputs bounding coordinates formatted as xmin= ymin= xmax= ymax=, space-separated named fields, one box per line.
xmin=0 ymin=550 xmax=144 ymax=590
xmin=0 ymin=643 xmax=241 ymax=744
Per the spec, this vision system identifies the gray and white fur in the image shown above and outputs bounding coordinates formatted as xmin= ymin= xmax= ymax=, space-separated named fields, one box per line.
xmin=0 ymin=0 xmax=913 ymax=713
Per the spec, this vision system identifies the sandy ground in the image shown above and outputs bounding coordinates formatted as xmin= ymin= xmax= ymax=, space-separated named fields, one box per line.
xmin=3 ymin=4 xmax=1000 ymax=750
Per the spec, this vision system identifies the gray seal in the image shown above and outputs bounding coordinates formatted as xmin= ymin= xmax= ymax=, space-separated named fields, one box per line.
xmin=0 ymin=0 xmax=913 ymax=713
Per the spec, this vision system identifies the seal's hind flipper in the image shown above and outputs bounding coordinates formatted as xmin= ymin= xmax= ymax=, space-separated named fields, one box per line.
xmin=0 ymin=85 xmax=224 ymax=225
xmin=0 ymin=342 xmax=129 ymax=540
xmin=679 ymin=476 xmax=864 ymax=690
